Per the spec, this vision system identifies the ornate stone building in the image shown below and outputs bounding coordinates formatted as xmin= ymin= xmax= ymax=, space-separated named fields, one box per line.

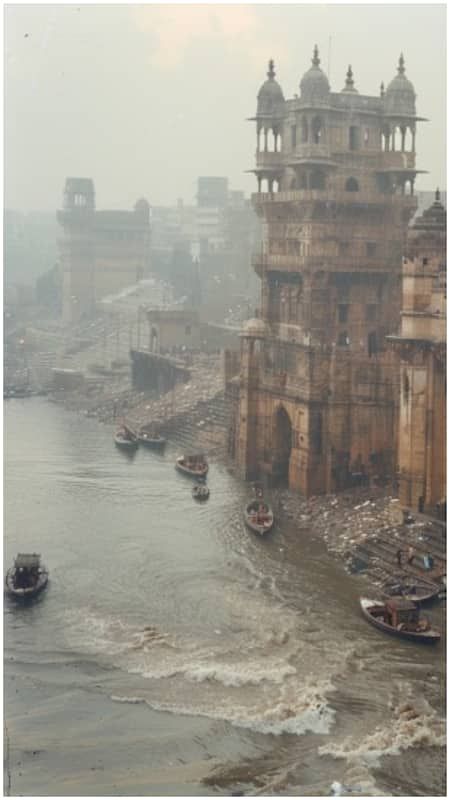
xmin=388 ymin=191 xmax=446 ymax=515
xmin=57 ymin=178 xmax=151 ymax=323
xmin=232 ymin=49 xmax=425 ymax=495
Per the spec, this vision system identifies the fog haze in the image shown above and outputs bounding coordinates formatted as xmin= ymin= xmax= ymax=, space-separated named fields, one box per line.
xmin=5 ymin=3 xmax=446 ymax=211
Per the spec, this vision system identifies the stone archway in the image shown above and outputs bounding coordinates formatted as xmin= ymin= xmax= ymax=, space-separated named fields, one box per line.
xmin=272 ymin=405 xmax=292 ymax=486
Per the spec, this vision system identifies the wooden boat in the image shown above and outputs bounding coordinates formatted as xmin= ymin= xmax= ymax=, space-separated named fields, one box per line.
xmin=175 ymin=454 xmax=208 ymax=479
xmin=138 ymin=428 xmax=167 ymax=451
xmin=192 ymin=484 xmax=210 ymax=501
xmin=360 ymin=597 xmax=440 ymax=644
xmin=244 ymin=500 xmax=274 ymax=536
xmin=5 ymin=553 xmax=48 ymax=601
xmin=114 ymin=423 xmax=139 ymax=450
xmin=381 ymin=575 xmax=440 ymax=605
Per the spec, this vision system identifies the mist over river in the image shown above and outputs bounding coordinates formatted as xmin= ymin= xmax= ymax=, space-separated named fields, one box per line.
xmin=4 ymin=398 xmax=445 ymax=796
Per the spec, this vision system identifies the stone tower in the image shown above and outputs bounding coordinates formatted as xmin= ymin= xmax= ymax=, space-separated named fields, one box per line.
xmin=57 ymin=178 xmax=151 ymax=323
xmin=235 ymin=50 xmax=424 ymax=495
xmin=58 ymin=178 xmax=96 ymax=322
xmin=388 ymin=191 xmax=446 ymax=515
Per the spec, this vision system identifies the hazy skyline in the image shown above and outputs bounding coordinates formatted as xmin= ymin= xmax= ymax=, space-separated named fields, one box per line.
xmin=5 ymin=3 xmax=446 ymax=212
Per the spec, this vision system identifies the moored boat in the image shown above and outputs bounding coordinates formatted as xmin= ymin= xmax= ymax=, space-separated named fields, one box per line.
xmin=381 ymin=575 xmax=440 ymax=605
xmin=175 ymin=454 xmax=208 ymax=479
xmin=5 ymin=553 xmax=48 ymax=601
xmin=114 ymin=423 xmax=139 ymax=450
xmin=138 ymin=428 xmax=167 ymax=451
xmin=359 ymin=596 xmax=440 ymax=644
xmin=192 ymin=483 xmax=210 ymax=501
xmin=244 ymin=500 xmax=274 ymax=536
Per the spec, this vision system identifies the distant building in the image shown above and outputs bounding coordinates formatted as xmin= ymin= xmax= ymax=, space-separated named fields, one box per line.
xmin=388 ymin=191 xmax=446 ymax=516
xmin=57 ymin=178 xmax=151 ymax=323
xmin=145 ymin=308 xmax=201 ymax=353
xmin=197 ymin=177 xmax=229 ymax=208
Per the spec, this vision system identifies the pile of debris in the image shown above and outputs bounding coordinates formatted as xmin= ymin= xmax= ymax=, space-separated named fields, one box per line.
xmin=276 ymin=487 xmax=446 ymax=591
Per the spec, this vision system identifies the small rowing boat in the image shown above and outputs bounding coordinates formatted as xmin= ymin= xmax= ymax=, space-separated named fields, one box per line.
xmin=192 ymin=484 xmax=210 ymax=501
xmin=175 ymin=454 xmax=208 ymax=479
xmin=360 ymin=596 xmax=440 ymax=644
xmin=138 ymin=429 xmax=167 ymax=451
xmin=5 ymin=553 xmax=49 ymax=601
xmin=244 ymin=500 xmax=274 ymax=536
xmin=114 ymin=423 xmax=139 ymax=450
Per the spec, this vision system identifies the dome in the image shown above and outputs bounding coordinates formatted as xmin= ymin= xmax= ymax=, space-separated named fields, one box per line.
xmin=134 ymin=197 xmax=150 ymax=221
xmin=300 ymin=45 xmax=330 ymax=105
xmin=413 ymin=188 xmax=446 ymax=232
xmin=241 ymin=317 xmax=268 ymax=338
xmin=384 ymin=54 xmax=416 ymax=116
xmin=341 ymin=65 xmax=358 ymax=94
xmin=257 ymin=60 xmax=284 ymax=116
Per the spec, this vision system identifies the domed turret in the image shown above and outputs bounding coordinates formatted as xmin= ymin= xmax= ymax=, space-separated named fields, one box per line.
xmin=341 ymin=65 xmax=358 ymax=94
xmin=300 ymin=45 xmax=330 ymax=105
xmin=413 ymin=188 xmax=446 ymax=232
xmin=256 ymin=60 xmax=284 ymax=117
xmin=134 ymin=197 xmax=150 ymax=222
xmin=384 ymin=54 xmax=416 ymax=116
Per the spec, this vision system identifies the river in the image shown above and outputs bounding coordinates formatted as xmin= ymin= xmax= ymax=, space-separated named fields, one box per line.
xmin=4 ymin=398 xmax=445 ymax=796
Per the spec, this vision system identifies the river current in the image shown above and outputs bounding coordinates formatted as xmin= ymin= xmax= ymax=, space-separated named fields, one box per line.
xmin=4 ymin=398 xmax=445 ymax=796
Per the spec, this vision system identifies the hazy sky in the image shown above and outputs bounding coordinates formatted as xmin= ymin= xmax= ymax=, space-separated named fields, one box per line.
xmin=5 ymin=3 xmax=446 ymax=212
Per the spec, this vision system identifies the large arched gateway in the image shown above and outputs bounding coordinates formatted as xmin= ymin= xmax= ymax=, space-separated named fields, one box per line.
xmin=272 ymin=405 xmax=292 ymax=485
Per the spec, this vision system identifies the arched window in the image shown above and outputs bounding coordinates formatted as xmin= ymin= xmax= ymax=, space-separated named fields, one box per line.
xmin=368 ymin=331 xmax=377 ymax=356
xmin=290 ymin=178 xmax=297 ymax=190
xmin=291 ymin=125 xmax=297 ymax=149
xmin=258 ymin=127 xmax=265 ymax=152
xmin=311 ymin=170 xmax=325 ymax=190
xmin=382 ymin=125 xmax=390 ymax=152
xmin=299 ymin=171 xmax=308 ymax=189
xmin=301 ymin=117 xmax=308 ymax=143
xmin=349 ymin=126 xmax=360 ymax=151
xmin=267 ymin=129 xmax=276 ymax=152
xmin=345 ymin=177 xmax=359 ymax=192
xmin=312 ymin=116 xmax=323 ymax=144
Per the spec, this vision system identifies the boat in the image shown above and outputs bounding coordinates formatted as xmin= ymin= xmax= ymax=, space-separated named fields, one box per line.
xmin=192 ymin=483 xmax=210 ymax=501
xmin=138 ymin=426 xmax=167 ymax=451
xmin=381 ymin=575 xmax=440 ymax=605
xmin=175 ymin=454 xmax=208 ymax=479
xmin=114 ymin=423 xmax=139 ymax=450
xmin=5 ymin=553 xmax=49 ymax=601
xmin=359 ymin=596 xmax=440 ymax=644
xmin=244 ymin=500 xmax=274 ymax=536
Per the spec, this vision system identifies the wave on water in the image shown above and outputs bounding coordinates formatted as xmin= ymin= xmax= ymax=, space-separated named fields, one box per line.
xmin=110 ymin=677 xmax=336 ymax=736
xmin=135 ymin=659 xmax=297 ymax=687
xmin=319 ymin=693 xmax=445 ymax=768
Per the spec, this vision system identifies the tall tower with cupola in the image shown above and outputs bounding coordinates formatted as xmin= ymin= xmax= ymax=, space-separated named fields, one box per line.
xmin=235 ymin=49 xmax=425 ymax=495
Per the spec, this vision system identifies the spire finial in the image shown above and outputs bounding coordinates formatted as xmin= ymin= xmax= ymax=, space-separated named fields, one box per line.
xmin=312 ymin=44 xmax=320 ymax=67
xmin=435 ymin=187 xmax=441 ymax=203
xmin=345 ymin=65 xmax=354 ymax=89
xmin=267 ymin=59 xmax=275 ymax=79
xmin=398 ymin=53 xmax=405 ymax=75
xmin=380 ymin=81 xmax=385 ymax=97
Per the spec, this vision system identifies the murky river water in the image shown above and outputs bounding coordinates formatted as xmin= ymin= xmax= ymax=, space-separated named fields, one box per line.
xmin=4 ymin=399 xmax=445 ymax=796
